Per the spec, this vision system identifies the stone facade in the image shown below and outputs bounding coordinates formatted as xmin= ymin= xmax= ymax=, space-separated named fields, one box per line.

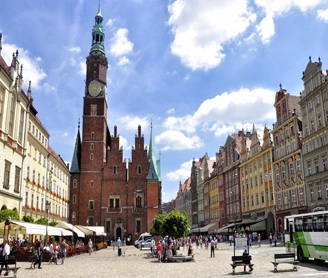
xmin=300 ymin=57 xmax=328 ymax=211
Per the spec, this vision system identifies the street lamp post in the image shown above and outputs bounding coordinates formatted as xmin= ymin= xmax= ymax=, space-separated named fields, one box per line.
xmin=45 ymin=201 xmax=51 ymax=242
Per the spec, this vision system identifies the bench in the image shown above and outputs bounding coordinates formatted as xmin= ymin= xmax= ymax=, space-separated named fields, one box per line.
xmin=271 ymin=253 xmax=299 ymax=272
xmin=230 ymin=255 xmax=253 ymax=274
xmin=0 ymin=259 xmax=20 ymax=278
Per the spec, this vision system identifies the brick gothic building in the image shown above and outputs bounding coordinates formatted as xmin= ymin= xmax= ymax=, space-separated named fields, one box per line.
xmin=69 ymin=5 xmax=161 ymax=241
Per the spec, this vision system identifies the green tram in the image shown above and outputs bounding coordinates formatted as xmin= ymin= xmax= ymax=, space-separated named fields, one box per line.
xmin=284 ymin=211 xmax=328 ymax=262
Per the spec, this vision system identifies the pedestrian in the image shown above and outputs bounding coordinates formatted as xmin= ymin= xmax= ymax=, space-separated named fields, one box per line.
xmin=188 ymin=244 xmax=194 ymax=260
xmin=88 ymin=239 xmax=93 ymax=255
xmin=210 ymin=238 xmax=215 ymax=258
xmin=157 ymin=240 xmax=162 ymax=263
xmin=117 ymin=237 xmax=121 ymax=248
xmin=60 ymin=239 xmax=67 ymax=264
xmin=273 ymin=234 xmax=277 ymax=247
xmin=151 ymin=238 xmax=155 ymax=254
xmin=257 ymin=233 xmax=261 ymax=248
xmin=269 ymin=233 xmax=273 ymax=247
xmin=34 ymin=239 xmax=43 ymax=269
xmin=0 ymin=240 xmax=10 ymax=276
xmin=53 ymin=249 xmax=58 ymax=264
xmin=49 ymin=241 xmax=54 ymax=264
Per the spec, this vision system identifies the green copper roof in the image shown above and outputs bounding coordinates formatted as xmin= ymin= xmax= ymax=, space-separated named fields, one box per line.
xmin=70 ymin=125 xmax=81 ymax=173
xmin=147 ymin=123 xmax=161 ymax=181
xmin=90 ymin=1 xmax=105 ymax=54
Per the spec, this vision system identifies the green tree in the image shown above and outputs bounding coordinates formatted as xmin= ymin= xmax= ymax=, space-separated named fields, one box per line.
xmin=49 ymin=221 xmax=58 ymax=227
xmin=150 ymin=210 xmax=189 ymax=239
xmin=150 ymin=213 xmax=166 ymax=236
xmin=22 ymin=215 xmax=34 ymax=223
xmin=0 ymin=209 xmax=19 ymax=222
xmin=35 ymin=217 xmax=48 ymax=225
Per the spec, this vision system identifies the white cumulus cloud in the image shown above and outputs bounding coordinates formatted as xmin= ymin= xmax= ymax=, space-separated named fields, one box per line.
xmin=254 ymin=0 xmax=324 ymax=43
xmin=166 ymin=160 xmax=193 ymax=182
xmin=118 ymin=56 xmax=130 ymax=66
xmin=317 ymin=9 xmax=328 ymax=22
xmin=168 ymin=0 xmax=256 ymax=71
xmin=2 ymin=43 xmax=47 ymax=90
xmin=116 ymin=115 xmax=149 ymax=132
xmin=110 ymin=28 xmax=134 ymax=57
xmin=155 ymin=130 xmax=203 ymax=151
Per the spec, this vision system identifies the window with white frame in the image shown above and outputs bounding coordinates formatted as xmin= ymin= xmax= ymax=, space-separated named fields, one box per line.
xmin=323 ymin=158 xmax=327 ymax=170
xmin=292 ymin=190 xmax=296 ymax=202
xmin=299 ymin=188 xmax=304 ymax=201
xmin=297 ymin=161 xmax=301 ymax=172
xmin=284 ymin=192 xmax=288 ymax=204
xmin=281 ymin=167 xmax=285 ymax=178
xmin=307 ymin=163 xmax=312 ymax=175
xmin=278 ymin=194 xmax=281 ymax=205
xmin=318 ymin=186 xmax=322 ymax=199
xmin=310 ymin=188 xmax=314 ymax=201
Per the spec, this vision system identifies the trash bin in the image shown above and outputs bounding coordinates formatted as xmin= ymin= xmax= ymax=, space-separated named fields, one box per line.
xmin=118 ymin=247 xmax=122 ymax=256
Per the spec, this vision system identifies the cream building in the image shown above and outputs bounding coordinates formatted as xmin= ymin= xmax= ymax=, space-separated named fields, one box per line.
xmin=22 ymin=84 xmax=70 ymax=222
xmin=0 ymin=34 xmax=70 ymax=222
xmin=0 ymin=41 xmax=29 ymax=215
xmin=300 ymin=57 xmax=328 ymax=211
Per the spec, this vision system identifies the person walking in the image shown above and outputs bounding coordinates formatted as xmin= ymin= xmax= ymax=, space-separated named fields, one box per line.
xmin=117 ymin=237 xmax=121 ymax=248
xmin=60 ymin=239 xmax=67 ymax=264
xmin=210 ymin=238 xmax=215 ymax=258
xmin=257 ymin=233 xmax=261 ymax=248
xmin=0 ymin=240 xmax=10 ymax=276
xmin=157 ymin=240 xmax=162 ymax=263
xmin=88 ymin=239 xmax=93 ymax=255
xmin=34 ymin=239 xmax=43 ymax=269
xmin=273 ymin=234 xmax=277 ymax=247
xmin=49 ymin=241 xmax=54 ymax=264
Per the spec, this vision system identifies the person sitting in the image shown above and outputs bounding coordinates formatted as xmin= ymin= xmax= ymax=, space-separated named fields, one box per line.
xmin=188 ymin=245 xmax=194 ymax=260
xmin=242 ymin=249 xmax=252 ymax=272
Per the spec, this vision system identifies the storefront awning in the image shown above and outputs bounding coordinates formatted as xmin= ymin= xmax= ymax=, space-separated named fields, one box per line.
xmin=199 ymin=222 xmax=219 ymax=233
xmin=250 ymin=220 xmax=266 ymax=231
xmin=189 ymin=228 xmax=200 ymax=233
xmin=56 ymin=222 xmax=85 ymax=237
xmin=217 ymin=223 xmax=237 ymax=233
xmin=75 ymin=225 xmax=106 ymax=236
xmin=0 ymin=220 xmax=73 ymax=236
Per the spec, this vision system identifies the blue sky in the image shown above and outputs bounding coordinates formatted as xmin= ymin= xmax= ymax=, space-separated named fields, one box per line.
xmin=1 ymin=0 xmax=328 ymax=202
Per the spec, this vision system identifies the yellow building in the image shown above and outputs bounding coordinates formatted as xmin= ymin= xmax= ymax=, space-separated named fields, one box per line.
xmin=239 ymin=126 xmax=275 ymax=236
xmin=22 ymin=84 xmax=70 ymax=223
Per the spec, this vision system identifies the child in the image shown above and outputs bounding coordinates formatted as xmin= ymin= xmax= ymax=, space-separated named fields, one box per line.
xmin=53 ymin=249 xmax=58 ymax=265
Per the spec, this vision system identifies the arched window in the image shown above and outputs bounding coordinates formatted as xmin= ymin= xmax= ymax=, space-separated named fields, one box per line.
xmin=73 ymin=179 xmax=77 ymax=188
xmin=136 ymin=196 xmax=142 ymax=207
xmin=113 ymin=166 xmax=117 ymax=175
xmin=73 ymin=195 xmax=76 ymax=204
xmin=137 ymin=165 xmax=142 ymax=175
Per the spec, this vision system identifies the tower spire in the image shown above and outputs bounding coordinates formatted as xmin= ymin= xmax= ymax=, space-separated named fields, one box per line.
xmin=90 ymin=0 xmax=105 ymax=54
xmin=147 ymin=122 xmax=160 ymax=180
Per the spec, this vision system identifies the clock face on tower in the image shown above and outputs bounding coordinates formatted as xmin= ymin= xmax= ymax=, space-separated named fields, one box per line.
xmin=88 ymin=80 xmax=101 ymax=97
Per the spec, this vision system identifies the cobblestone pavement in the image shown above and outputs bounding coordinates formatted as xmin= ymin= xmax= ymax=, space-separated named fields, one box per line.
xmin=14 ymin=240 xmax=328 ymax=278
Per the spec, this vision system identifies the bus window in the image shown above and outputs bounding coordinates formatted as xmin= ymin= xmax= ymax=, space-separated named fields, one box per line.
xmin=313 ymin=215 xmax=324 ymax=232
xmin=303 ymin=216 xmax=313 ymax=232
xmin=295 ymin=218 xmax=303 ymax=232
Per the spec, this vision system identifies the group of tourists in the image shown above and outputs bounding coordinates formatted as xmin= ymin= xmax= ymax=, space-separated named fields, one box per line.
xmin=32 ymin=238 xmax=68 ymax=268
